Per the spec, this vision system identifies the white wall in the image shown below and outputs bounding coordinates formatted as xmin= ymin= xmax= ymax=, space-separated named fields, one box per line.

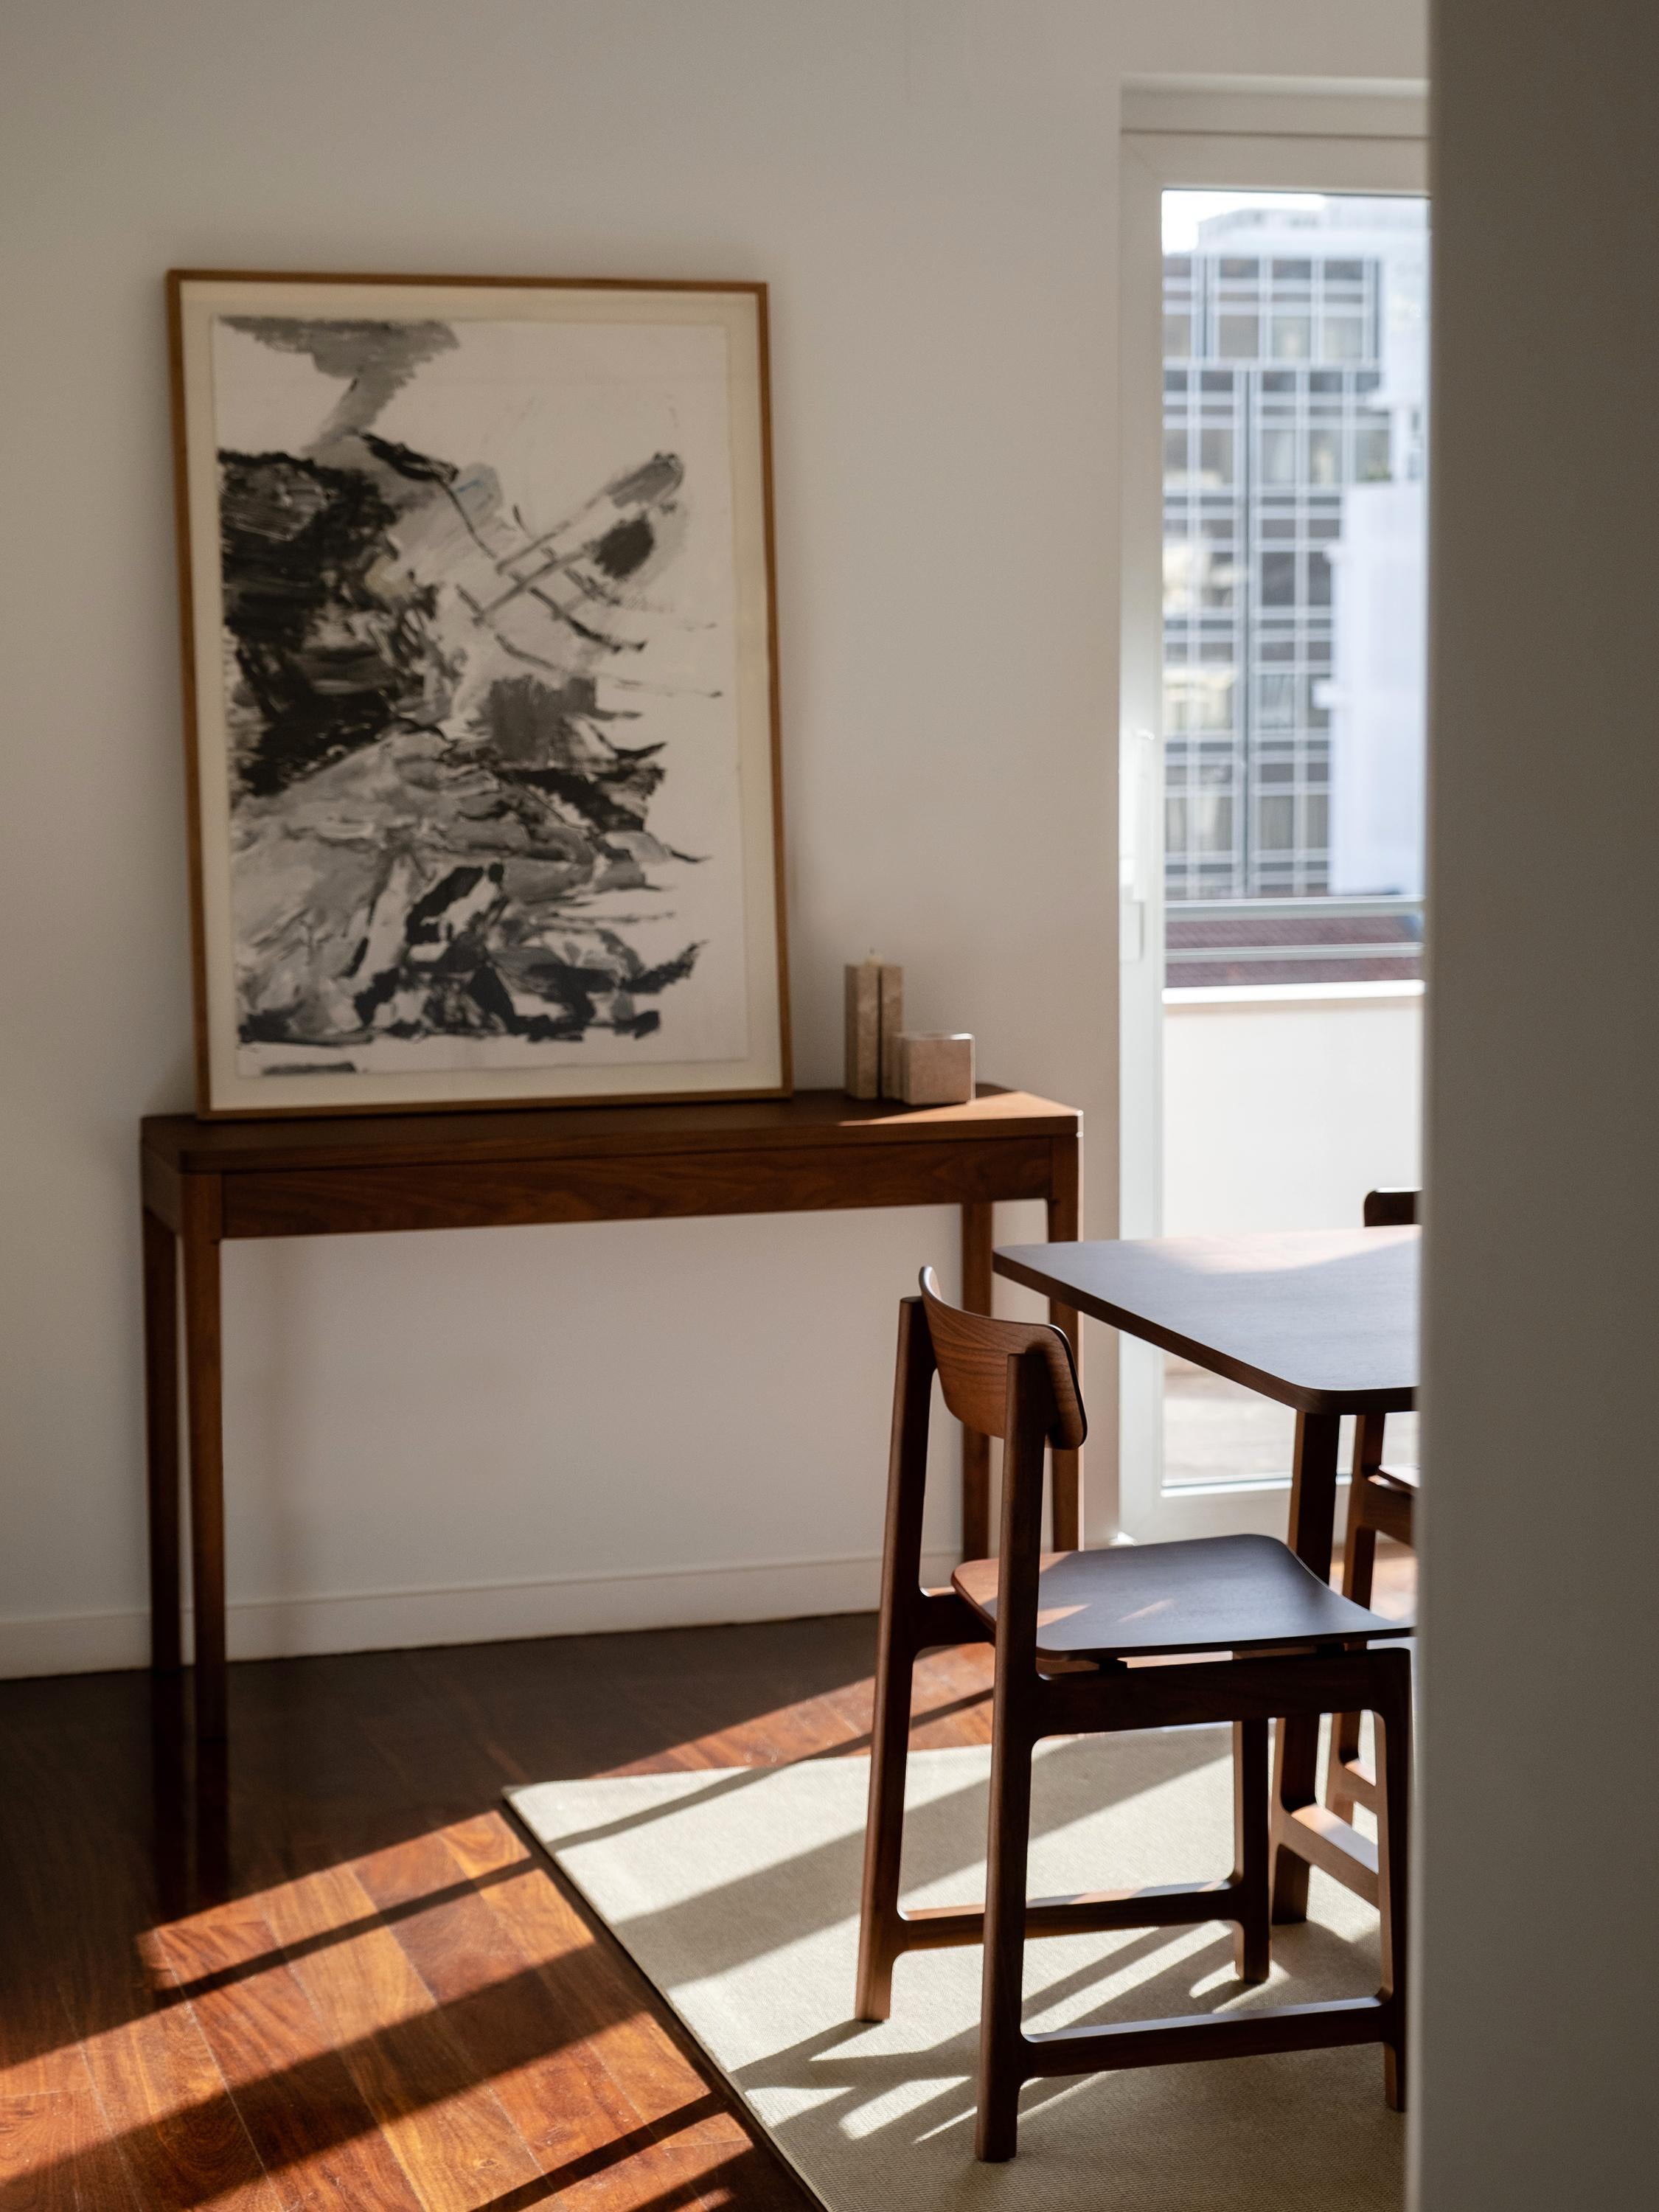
xmin=1165 ymin=987 xmax=1422 ymax=1234
xmin=1416 ymin=2 xmax=1659 ymax=2202
xmin=0 ymin=0 xmax=1427 ymax=1674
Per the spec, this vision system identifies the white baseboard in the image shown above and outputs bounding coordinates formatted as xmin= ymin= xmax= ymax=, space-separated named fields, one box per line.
xmin=0 ymin=1547 xmax=963 ymax=1680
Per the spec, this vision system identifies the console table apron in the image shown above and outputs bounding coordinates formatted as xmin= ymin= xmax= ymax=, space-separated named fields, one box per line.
xmin=142 ymin=1087 xmax=1082 ymax=1736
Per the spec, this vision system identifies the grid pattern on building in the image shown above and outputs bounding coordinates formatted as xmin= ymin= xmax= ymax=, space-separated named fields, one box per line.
xmin=1163 ymin=250 xmax=1392 ymax=901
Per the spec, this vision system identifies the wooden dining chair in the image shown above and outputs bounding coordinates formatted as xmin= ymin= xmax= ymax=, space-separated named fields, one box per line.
xmin=855 ymin=1270 xmax=1414 ymax=2161
xmin=1327 ymin=1187 xmax=1420 ymax=1824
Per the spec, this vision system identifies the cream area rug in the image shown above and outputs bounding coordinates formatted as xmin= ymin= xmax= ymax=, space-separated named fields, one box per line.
xmin=509 ymin=1731 xmax=1400 ymax=2212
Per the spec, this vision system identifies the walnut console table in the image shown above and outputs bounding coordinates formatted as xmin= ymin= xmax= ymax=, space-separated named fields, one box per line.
xmin=141 ymin=1086 xmax=1082 ymax=1735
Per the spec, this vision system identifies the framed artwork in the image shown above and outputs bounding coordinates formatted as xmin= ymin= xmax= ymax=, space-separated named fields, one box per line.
xmin=168 ymin=271 xmax=789 ymax=1116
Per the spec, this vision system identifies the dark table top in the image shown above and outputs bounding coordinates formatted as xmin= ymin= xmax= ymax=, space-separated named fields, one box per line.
xmin=995 ymin=1227 xmax=1418 ymax=1413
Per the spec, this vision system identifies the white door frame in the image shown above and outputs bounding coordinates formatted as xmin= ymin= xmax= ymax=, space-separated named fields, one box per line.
xmin=1116 ymin=87 xmax=1427 ymax=1543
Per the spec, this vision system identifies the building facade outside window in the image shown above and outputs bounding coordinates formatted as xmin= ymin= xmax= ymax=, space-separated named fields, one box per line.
xmin=1161 ymin=195 xmax=1427 ymax=986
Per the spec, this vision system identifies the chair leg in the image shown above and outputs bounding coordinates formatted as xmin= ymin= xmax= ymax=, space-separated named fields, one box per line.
xmin=855 ymin=1608 xmax=917 ymax=2022
xmin=1231 ymin=1717 xmax=1271 ymax=1983
xmin=1329 ymin=1421 xmax=1382 ymax=1821
xmin=1374 ymin=1651 xmax=1413 ymax=2111
xmin=975 ymin=1714 xmax=1034 ymax=2162
xmin=1327 ymin=1525 xmax=1377 ymax=1820
xmin=856 ymin=1295 xmax=937 ymax=2021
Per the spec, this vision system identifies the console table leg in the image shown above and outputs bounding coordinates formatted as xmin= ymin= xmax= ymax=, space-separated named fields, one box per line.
xmin=961 ymin=1200 xmax=993 ymax=1559
xmin=142 ymin=1208 xmax=182 ymax=1672
xmin=181 ymin=1183 xmax=227 ymax=1739
xmin=1047 ymin=1133 xmax=1082 ymax=1550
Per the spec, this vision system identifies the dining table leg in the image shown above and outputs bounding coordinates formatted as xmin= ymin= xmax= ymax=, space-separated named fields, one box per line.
xmin=1270 ymin=1408 xmax=1343 ymax=1922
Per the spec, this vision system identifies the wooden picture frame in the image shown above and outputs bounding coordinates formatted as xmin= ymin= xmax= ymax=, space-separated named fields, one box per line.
xmin=168 ymin=271 xmax=790 ymax=1117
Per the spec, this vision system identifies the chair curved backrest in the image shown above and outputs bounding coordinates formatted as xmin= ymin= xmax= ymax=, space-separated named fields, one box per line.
xmin=1364 ymin=1187 xmax=1419 ymax=1228
xmin=918 ymin=1267 xmax=1086 ymax=1452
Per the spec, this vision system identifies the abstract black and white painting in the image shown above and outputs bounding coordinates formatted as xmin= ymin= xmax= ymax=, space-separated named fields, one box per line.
xmin=171 ymin=276 xmax=786 ymax=1114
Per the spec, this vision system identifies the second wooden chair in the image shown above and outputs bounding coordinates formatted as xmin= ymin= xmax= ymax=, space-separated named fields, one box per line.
xmin=856 ymin=1268 xmax=1413 ymax=2161
xmin=1327 ymin=1186 xmax=1421 ymax=1822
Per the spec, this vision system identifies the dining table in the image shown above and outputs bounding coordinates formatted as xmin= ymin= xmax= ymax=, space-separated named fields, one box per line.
xmin=992 ymin=1225 xmax=1418 ymax=1922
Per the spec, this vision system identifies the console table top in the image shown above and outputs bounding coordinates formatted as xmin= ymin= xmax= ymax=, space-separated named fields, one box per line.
xmin=141 ymin=1085 xmax=1081 ymax=1176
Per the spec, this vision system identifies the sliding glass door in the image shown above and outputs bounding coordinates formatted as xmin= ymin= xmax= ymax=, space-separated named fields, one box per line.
xmin=1119 ymin=113 xmax=1428 ymax=1541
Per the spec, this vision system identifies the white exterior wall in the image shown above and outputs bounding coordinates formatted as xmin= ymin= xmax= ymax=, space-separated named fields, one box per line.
xmin=1164 ymin=987 xmax=1422 ymax=1234
xmin=0 ymin=0 xmax=1427 ymax=1676
xmin=1329 ymin=482 xmax=1427 ymax=897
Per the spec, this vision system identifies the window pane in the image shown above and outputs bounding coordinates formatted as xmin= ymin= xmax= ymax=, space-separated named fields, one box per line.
xmin=1258 ymin=795 xmax=1294 ymax=850
xmin=1163 ymin=541 xmax=1194 ymax=617
xmin=1271 ymin=313 xmax=1312 ymax=360
xmin=1164 ymin=310 xmax=1193 ymax=358
xmin=1200 ymin=678 xmax=1233 ymax=731
xmin=1196 ymin=793 xmax=1234 ymax=852
xmin=1198 ymin=427 xmax=1234 ymax=485
xmin=1323 ymin=313 xmax=1365 ymax=363
xmin=1200 ymin=548 xmax=1236 ymax=608
xmin=1261 ymin=427 xmax=1297 ymax=485
xmin=1166 ymin=796 xmax=1189 ymax=852
xmin=1356 ymin=420 xmax=1392 ymax=481
xmin=1259 ymin=673 xmax=1295 ymax=728
xmin=1217 ymin=313 xmax=1259 ymax=360
xmin=1307 ymin=427 xmax=1341 ymax=487
xmin=1308 ymin=549 xmax=1333 ymax=607
xmin=1164 ymin=671 xmax=1237 ymax=732
xmin=1260 ymin=551 xmax=1296 ymax=605
xmin=1164 ymin=425 xmax=1187 ymax=482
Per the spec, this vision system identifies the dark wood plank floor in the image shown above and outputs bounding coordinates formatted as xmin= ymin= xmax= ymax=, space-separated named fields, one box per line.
xmin=0 ymin=1545 xmax=1413 ymax=2211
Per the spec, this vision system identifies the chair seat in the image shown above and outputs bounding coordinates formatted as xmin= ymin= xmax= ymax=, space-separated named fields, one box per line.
xmin=952 ymin=1532 xmax=1409 ymax=1663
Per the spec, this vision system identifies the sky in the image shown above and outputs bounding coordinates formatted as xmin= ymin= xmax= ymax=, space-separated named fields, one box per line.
xmin=1161 ymin=190 xmax=1327 ymax=252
